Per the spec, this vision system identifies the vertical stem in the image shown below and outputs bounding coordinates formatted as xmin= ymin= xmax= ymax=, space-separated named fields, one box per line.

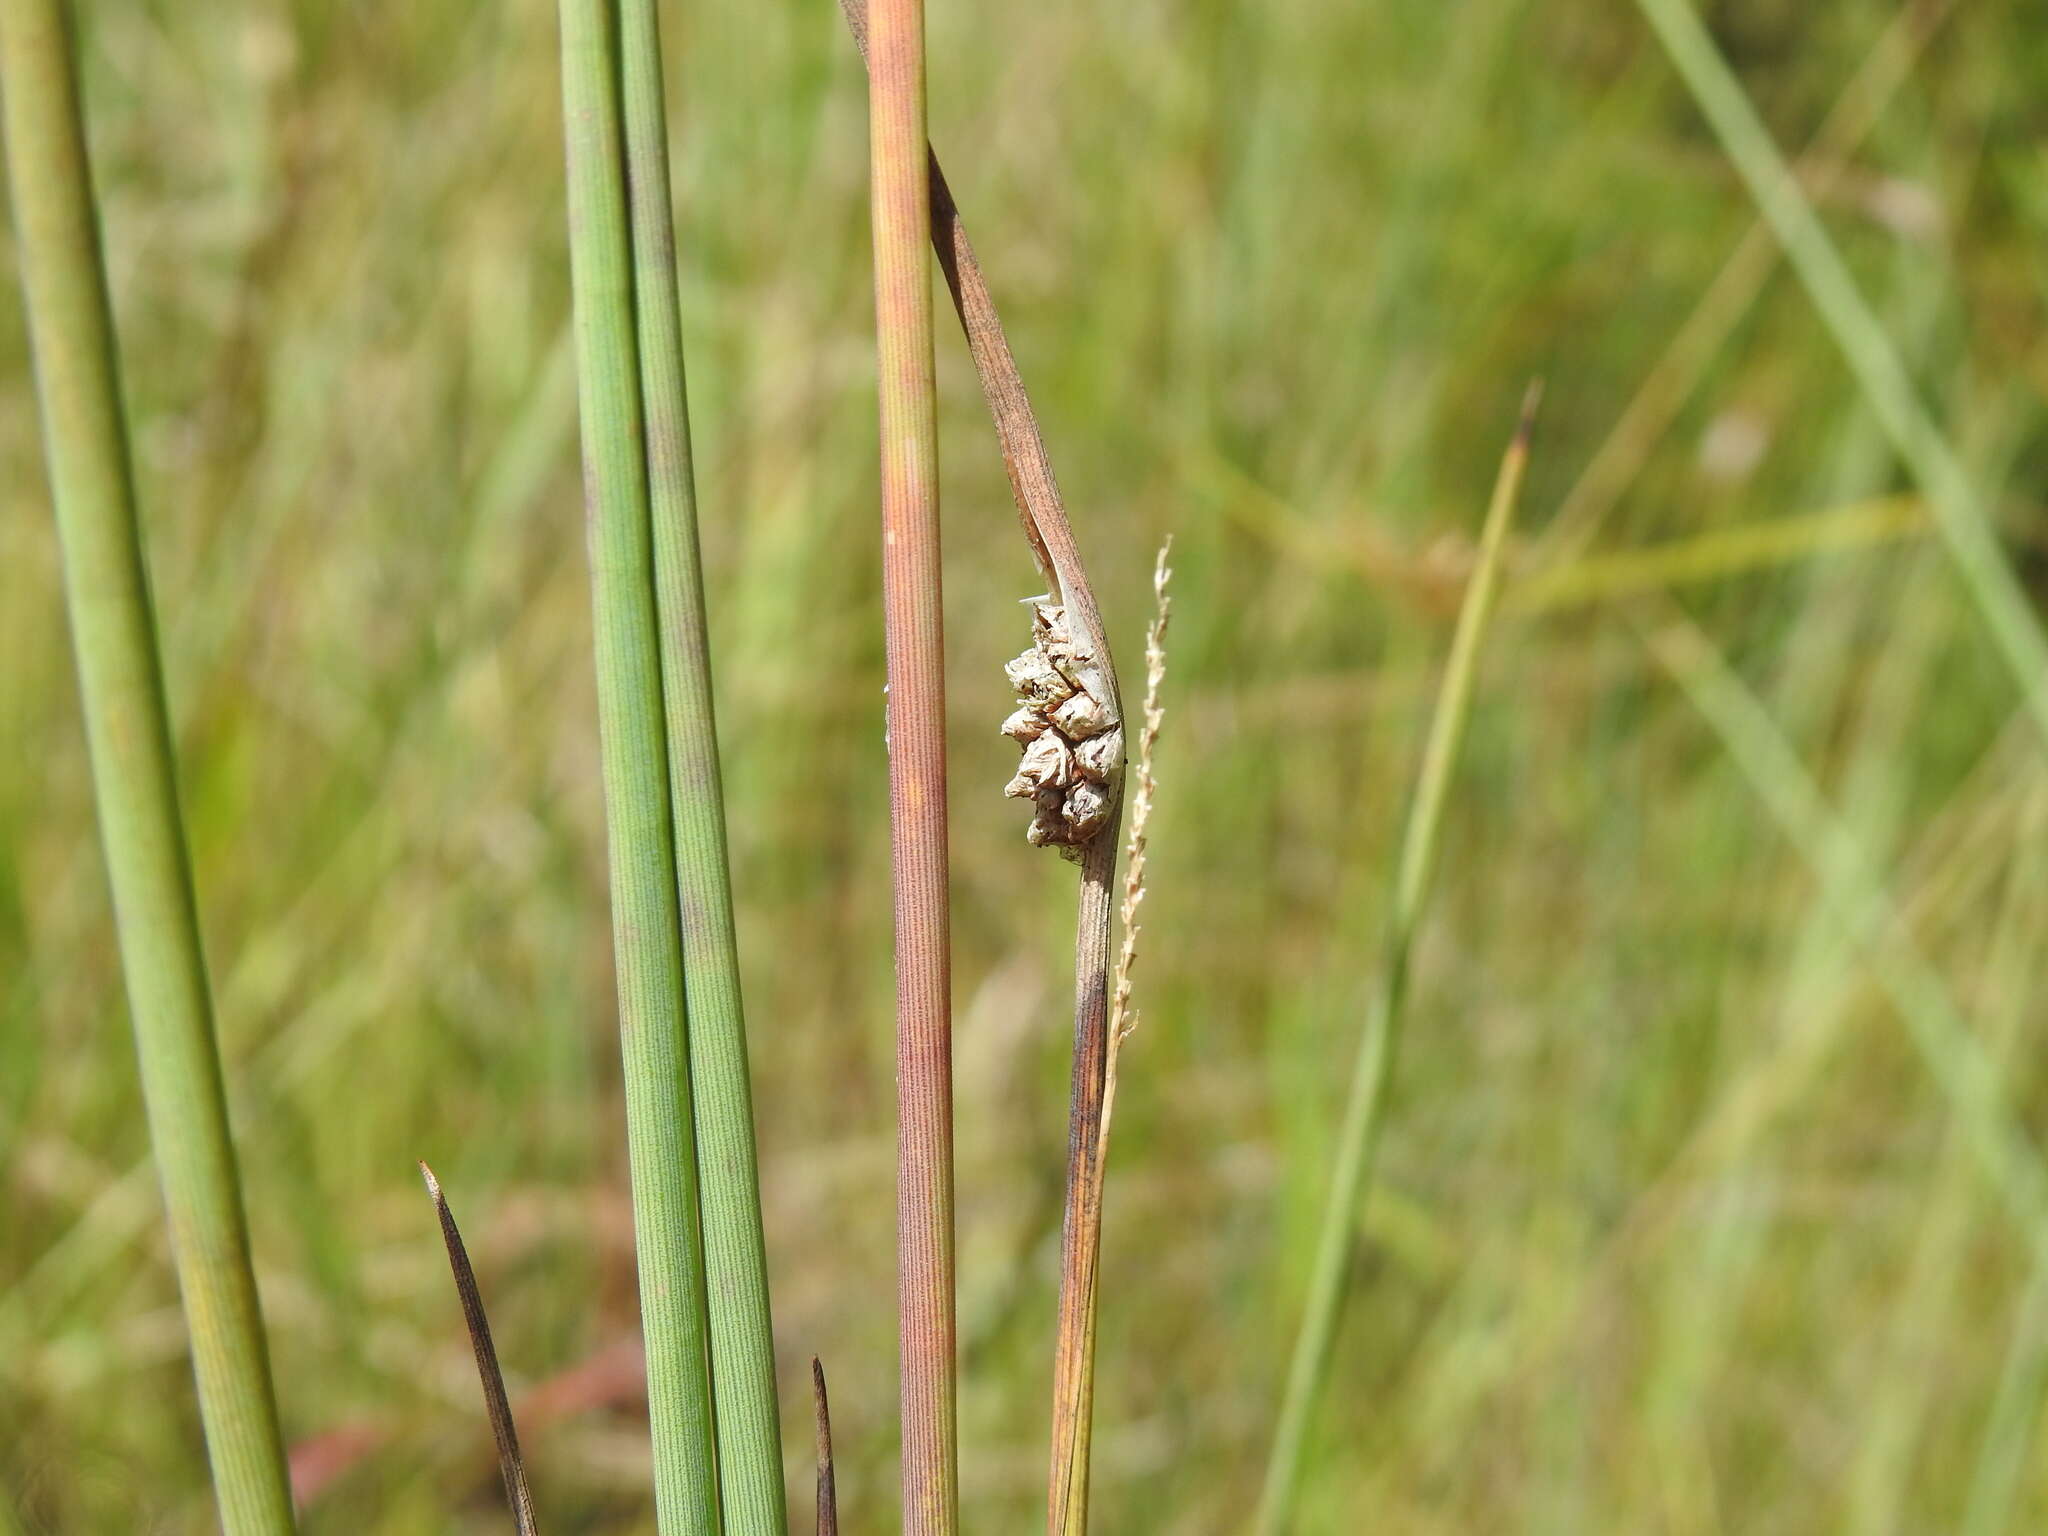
xmin=866 ymin=0 xmax=957 ymax=1529
xmin=554 ymin=1 xmax=721 ymax=1529
xmin=616 ymin=2 xmax=787 ymax=1529
xmin=1046 ymin=838 xmax=1114 ymax=1535
xmin=1256 ymin=393 xmax=1538 ymax=1535
xmin=0 ymin=3 xmax=296 ymax=1531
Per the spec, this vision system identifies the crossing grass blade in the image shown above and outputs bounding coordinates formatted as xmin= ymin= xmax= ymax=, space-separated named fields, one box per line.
xmin=1256 ymin=387 xmax=1539 ymax=1535
xmin=552 ymin=1 xmax=721 ymax=1528
xmin=1629 ymin=0 xmax=2048 ymax=752
xmin=616 ymin=2 xmax=786 ymax=1528
xmin=1640 ymin=606 xmax=2048 ymax=1269
xmin=0 ymin=2 xmax=296 ymax=1530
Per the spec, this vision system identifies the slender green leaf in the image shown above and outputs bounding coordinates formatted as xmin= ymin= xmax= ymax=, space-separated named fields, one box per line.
xmin=553 ymin=1 xmax=720 ymax=1528
xmin=615 ymin=3 xmax=786 ymax=1528
xmin=0 ymin=3 xmax=295 ymax=1530
xmin=1256 ymin=389 xmax=1539 ymax=1535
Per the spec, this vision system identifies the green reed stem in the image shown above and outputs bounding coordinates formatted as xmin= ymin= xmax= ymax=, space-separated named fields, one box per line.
xmin=0 ymin=4 xmax=295 ymax=1530
xmin=1256 ymin=390 xmax=1538 ymax=1536
xmin=616 ymin=3 xmax=786 ymax=1528
xmin=865 ymin=0 xmax=957 ymax=1528
xmin=554 ymin=2 xmax=720 ymax=1529
xmin=1631 ymin=0 xmax=2048 ymax=751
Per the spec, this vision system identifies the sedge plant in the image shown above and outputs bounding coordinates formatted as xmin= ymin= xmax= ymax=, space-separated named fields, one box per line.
xmin=1256 ymin=388 xmax=1540 ymax=1535
xmin=618 ymin=0 xmax=787 ymax=1525
xmin=842 ymin=3 xmax=1131 ymax=1525
xmin=553 ymin=0 xmax=721 ymax=1527
xmin=0 ymin=1 xmax=297 ymax=1530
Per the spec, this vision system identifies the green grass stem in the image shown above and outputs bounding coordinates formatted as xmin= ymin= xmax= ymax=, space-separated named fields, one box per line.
xmin=0 ymin=2 xmax=295 ymax=1530
xmin=553 ymin=1 xmax=721 ymax=1528
xmin=1255 ymin=389 xmax=1539 ymax=1535
xmin=1631 ymin=0 xmax=2048 ymax=751
xmin=616 ymin=2 xmax=786 ymax=1527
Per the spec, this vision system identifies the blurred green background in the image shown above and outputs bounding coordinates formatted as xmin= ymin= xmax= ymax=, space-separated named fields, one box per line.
xmin=7 ymin=0 xmax=2048 ymax=1529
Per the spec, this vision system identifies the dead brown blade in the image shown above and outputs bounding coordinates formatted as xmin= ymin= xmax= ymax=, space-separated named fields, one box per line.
xmin=812 ymin=1356 xmax=840 ymax=1536
xmin=419 ymin=1162 xmax=539 ymax=1536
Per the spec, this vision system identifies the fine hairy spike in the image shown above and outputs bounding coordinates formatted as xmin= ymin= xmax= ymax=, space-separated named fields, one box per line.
xmin=418 ymin=1163 xmax=539 ymax=1536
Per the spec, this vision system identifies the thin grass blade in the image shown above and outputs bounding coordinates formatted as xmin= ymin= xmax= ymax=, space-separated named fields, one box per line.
xmin=1629 ymin=0 xmax=2048 ymax=750
xmin=553 ymin=1 xmax=721 ymax=1528
xmin=1641 ymin=608 xmax=2048 ymax=1269
xmin=615 ymin=3 xmax=786 ymax=1528
xmin=1256 ymin=387 xmax=1540 ymax=1535
xmin=0 ymin=3 xmax=295 ymax=1529
xmin=418 ymin=1164 xmax=539 ymax=1536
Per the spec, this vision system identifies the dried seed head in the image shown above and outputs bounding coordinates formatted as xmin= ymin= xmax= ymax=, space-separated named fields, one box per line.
xmin=1072 ymin=727 xmax=1122 ymax=784
xmin=1063 ymin=782 xmax=1112 ymax=841
xmin=1004 ymin=732 xmax=1073 ymax=800
xmin=1006 ymin=649 xmax=1073 ymax=709
xmin=1000 ymin=706 xmax=1048 ymax=743
xmin=1003 ymin=600 xmax=1123 ymax=851
xmin=1051 ymin=689 xmax=1112 ymax=740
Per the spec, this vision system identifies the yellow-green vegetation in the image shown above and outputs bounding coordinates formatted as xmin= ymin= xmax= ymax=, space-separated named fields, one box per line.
xmin=5 ymin=1 xmax=2048 ymax=1531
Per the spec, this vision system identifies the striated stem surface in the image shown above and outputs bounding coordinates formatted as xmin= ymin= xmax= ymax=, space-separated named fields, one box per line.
xmin=0 ymin=2 xmax=296 ymax=1529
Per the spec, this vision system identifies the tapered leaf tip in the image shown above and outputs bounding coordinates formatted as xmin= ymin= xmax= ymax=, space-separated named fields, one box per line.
xmin=1515 ymin=377 xmax=1545 ymax=450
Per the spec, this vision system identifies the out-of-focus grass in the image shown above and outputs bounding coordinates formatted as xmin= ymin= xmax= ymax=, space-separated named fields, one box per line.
xmin=3 ymin=1 xmax=2046 ymax=1531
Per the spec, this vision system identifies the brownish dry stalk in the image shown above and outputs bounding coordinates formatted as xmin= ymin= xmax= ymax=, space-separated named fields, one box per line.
xmin=834 ymin=7 xmax=1125 ymax=1529
xmin=418 ymin=1164 xmax=538 ymax=1536
xmin=812 ymin=1358 xmax=840 ymax=1536
xmin=1056 ymin=544 xmax=1173 ymax=1530
xmin=864 ymin=0 xmax=957 ymax=1530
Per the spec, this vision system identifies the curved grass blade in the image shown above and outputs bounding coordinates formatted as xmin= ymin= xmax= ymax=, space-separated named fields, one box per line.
xmin=418 ymin=1164 xmax=539 ymax=1536
xmin=0 ymin=3 xmax=296 ymax=1529
xmin=1256 ymin=387 xmax=1540 ymax=1535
